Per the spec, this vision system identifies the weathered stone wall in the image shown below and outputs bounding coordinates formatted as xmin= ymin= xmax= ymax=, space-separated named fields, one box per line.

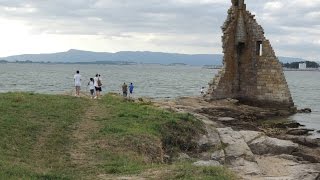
xmin=207 ymin=0 xmax=294 ymax=108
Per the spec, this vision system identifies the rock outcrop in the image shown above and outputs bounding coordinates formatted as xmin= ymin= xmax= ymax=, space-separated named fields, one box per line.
xmin=154 ymin=96 xmax=320 ymax=179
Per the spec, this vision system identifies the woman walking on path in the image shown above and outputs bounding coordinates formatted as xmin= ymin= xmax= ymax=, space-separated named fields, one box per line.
xmin=74 ymin=70 xmax=82 ymax=97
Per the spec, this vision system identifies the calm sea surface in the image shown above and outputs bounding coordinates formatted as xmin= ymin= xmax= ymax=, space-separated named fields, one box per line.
xmin=0 ymin=63 xmax=319 ymax=138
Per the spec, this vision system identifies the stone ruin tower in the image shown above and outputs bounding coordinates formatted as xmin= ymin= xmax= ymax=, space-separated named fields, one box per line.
xmin=207 ymin=0 xmax=294 ymax=108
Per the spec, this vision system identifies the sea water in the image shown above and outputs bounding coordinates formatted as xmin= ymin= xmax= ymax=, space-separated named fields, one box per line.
xmin=0 ymin=63 xmax=319 ymax=138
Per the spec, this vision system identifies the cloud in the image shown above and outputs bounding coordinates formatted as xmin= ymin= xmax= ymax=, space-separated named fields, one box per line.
xmin=0 ymin=0 xmax=319 ymax=60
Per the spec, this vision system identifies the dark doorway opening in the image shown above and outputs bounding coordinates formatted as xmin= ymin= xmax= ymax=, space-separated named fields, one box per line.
xmin=237 ymin=42 xmax=245 ymax=92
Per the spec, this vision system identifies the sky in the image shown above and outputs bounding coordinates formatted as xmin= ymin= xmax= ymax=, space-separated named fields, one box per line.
xmin=0 ymin=0 xmax=319 ymax=60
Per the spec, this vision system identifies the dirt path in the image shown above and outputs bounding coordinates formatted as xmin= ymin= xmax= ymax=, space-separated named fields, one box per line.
xmin=69 ymin=98 xmax=102 ymax=170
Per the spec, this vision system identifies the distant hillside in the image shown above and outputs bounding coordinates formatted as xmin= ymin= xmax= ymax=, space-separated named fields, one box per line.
xmin=0 ymin=49 xmax=308 ymax=66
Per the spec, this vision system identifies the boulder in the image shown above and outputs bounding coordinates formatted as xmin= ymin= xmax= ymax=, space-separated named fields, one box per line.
xmin=211 ymin=149 xmax=225 ymax=163
xmin=229 ymin=158 xmax=261 ymax=176
xmin=217 ymin=117 xmax=237 ymax=122
xmin=198 ymin=124 xmax=221 ymax=151
xmin=217 ymin=128 xmax=255 ymax=161
xmin=193 ymin=160 xmax=221 ymax=167
xmin=240 ymin=131 xmax=264 ymax=143
xmin=217 ymin=128 xmax=262 ymax=176
xmin=240 ymin=130 xmax=298 ymax=155
xmin=249 ymin=136 xmax=298 ymax=155
xmin=177 ymin=153 xmax=191 ymax=161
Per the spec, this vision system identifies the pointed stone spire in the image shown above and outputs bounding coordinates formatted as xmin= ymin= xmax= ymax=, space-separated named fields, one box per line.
xmin=232 ymin=0 xmax=244 ymax=8
xmin=207 ymin=1 xmax=295 ymax=110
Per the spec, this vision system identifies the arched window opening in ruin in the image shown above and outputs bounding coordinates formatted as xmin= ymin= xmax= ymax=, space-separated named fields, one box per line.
xmin=235 ymin=0 xmax=239 ymax=6
xmin=256 ymin=41 xmax=262 ymax=56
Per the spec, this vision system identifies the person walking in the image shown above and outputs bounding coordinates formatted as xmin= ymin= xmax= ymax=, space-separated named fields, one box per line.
xmin=129 ymin=83 xmax=134 ymax=98
xmin=88 ymin=78 xmax=95 ymax=99
xmin=74 ymin=70 xmax=81 ymax=97
xmin=94 ymin=74 xmax=102 ymax=99
xmin=122 ymin=82 xmax=128 ymax=97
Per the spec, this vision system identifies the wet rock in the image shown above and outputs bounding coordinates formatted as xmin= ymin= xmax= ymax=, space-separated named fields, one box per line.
xmin=272 ymin=122 xmax=303 ymax=129
xmin=297 ymin=108 xmax=312 ymax=113
xmin=292 ymin=152 xmax=320 ymax=163
xmin=287 ymin=128 xmax=314 ymax=136
xmin=282 ymin=135 xmax=320 ymax=148
xmin=193 ymin=160 xmax=221 ymax=167
xmin=277 ymin=110 xmax=292 ymax=116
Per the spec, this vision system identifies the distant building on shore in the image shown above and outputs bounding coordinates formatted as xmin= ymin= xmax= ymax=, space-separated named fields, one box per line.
xmin=299 ymin=63 xmax=307 ymax=70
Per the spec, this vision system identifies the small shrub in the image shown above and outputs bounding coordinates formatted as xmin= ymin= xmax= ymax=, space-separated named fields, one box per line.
xmin=159 ymin=115 xmax=205 ymax=155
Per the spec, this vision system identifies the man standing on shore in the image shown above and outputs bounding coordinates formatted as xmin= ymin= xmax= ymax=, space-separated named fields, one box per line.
xmin=122 ymin=82 xmax=128 ymax=97
xmin=74 ymin=70 xmax=81 ymax=97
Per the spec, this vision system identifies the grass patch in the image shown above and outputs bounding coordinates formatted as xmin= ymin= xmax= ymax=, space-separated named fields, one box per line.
xmin=0 ymin=93 xmax=235 ymax=179
xmin=0 ymin=92 xmax=88 ymax=179
xmin=162 ymin=162 xmax=237 ymax=180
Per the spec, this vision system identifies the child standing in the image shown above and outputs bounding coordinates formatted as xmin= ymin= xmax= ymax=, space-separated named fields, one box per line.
xmin=129 ymin=83 xmax=134 ymax=98
xmin=88 ymin=78 xmax=95 ymax=99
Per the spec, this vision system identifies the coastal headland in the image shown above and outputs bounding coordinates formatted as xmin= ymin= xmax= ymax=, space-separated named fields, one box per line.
xmin=1 ymin=92 xmax=319 ymax=179
xmin=0 ymin=92 xmax=236 ymax=179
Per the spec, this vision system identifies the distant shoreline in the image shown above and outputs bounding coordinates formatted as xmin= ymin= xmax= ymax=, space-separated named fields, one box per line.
xmin=283 ymin=68 xmax=319 ymax=72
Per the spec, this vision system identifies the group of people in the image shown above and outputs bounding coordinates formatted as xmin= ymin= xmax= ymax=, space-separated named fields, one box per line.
xmin=88 ymin=74 xmax=103 ymax=99
xmin=121 ymin=82 xmax=134 ymax=98
xmin=73 ymin=70 xmax=134 ymax=99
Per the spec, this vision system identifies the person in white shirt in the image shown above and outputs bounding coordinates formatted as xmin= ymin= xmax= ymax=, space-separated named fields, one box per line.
xmin=74 ymin=70 xmax=81 ymax=97
xmin=88 ymin=78 xmax=95 ymax=99
xmin=200 ymin=87 xmax=205 ymax=95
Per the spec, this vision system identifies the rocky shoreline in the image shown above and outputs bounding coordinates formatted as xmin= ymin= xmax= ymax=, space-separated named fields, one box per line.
xmin=154 ymin=97 xmax=320 ymax=180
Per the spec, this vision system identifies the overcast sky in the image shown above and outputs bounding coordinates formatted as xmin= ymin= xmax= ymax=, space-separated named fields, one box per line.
xmin=0 ymin=0 xmax=319 ymax=60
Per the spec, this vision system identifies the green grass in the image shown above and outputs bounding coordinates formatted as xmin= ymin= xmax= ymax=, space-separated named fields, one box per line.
xmin=164 ymin=163 xmax=237 ymax=180
xmin=0 ymin=92 xmax=236 ymax=179
xmin=0 ymin=92 xmax=88 ymax=179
